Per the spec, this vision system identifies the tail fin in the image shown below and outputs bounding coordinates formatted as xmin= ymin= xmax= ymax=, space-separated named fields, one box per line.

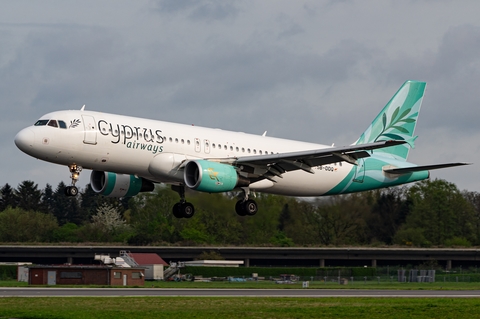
xmin=354 ymin=80 xmax=426 ymax=161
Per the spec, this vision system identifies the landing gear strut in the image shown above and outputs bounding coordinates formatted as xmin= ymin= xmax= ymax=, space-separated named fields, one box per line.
xmin=235 ymin=187 xmax=258 ymax=216
xmin=65 ymin=164 xmax=82 ymax=197
xmin=171 ymin=185 xmax=195 ymax=218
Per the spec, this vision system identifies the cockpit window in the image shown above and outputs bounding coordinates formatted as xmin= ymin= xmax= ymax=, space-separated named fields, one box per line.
xmin=34 ymin=120 xmax=49 ymax=126
xmin=47 ymin=120 xmax=58 ymax=128
xmin=35 ymin=119 xmax=68 ymax=129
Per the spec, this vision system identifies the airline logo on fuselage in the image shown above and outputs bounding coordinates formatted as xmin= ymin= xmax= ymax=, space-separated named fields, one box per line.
xmin=97 ymin=119 xmax=164 ymax=154
xmin=207 ymin=168 xmax=223 ymax=186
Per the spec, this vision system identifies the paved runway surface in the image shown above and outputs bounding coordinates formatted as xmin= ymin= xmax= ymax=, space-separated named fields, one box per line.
xmin=2 ymin=288 xmax=480 ymax=297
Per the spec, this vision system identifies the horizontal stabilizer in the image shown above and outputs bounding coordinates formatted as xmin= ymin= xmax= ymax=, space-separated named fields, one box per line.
xmin=384 ymin=162 xmax=471 ymax=175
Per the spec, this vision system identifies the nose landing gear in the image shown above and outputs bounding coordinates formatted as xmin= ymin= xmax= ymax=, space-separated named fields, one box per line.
xmin=65 ymin=164 xmax=82 ymax=197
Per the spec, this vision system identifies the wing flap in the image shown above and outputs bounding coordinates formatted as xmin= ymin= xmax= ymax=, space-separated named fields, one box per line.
xmin=233 ymin=140 xmax=405 ymax=168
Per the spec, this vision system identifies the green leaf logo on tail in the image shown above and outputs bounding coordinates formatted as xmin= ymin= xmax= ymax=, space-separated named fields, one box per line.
xmin=355 ymin=81 xmax=426 ymax=161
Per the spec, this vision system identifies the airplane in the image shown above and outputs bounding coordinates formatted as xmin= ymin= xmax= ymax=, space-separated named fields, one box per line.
xmin=14 ymin=80 xmax=469 ymax=218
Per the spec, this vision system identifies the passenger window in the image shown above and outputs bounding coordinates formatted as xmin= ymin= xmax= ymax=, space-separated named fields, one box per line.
xmin=34 ymin=120 xmax=49 ymax=126
xmin=47 ymin=120 xmax=58 ymax=128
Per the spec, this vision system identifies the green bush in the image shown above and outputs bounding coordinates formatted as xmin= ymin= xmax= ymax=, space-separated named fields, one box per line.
xmin=180 ymin=266 xmax=376 ymax=278
xmin=0 ymin=265 xmax=17 ymax=280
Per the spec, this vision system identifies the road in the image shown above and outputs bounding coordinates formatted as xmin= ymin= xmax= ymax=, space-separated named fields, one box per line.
xmin=2 ymin=288 xmax=480 ymax=297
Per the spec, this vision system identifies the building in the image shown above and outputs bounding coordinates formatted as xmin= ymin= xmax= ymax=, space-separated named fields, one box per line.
xmin=128 ymin=252 xmax=168 ymax=280
xmin=28 ymin=265 xmax=145 ymax=286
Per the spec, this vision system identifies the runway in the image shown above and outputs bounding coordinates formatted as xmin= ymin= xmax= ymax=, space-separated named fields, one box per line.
xmin=2 ymin=288 xmax=480 ymax=297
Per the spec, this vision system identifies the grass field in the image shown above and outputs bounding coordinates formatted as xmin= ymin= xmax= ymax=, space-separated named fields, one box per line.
xmin=0 ymin=297 xmax=479 ymax=318
xmin=1 ymin=280 xmax=480 ymax=318
xmin=3 ymin=279 xmax=480 ymax=290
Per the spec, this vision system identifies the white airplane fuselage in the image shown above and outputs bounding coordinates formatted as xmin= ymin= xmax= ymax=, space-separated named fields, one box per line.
xmin=16 ymin=109 xmax=357 ymax=196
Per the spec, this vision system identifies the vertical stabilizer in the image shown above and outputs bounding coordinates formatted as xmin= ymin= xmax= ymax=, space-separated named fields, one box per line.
xmin=354 ymin=81 xmax=426 ymax=161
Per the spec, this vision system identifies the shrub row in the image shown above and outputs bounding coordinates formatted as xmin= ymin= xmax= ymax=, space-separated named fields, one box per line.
xmin=181 ymin=266 xmax=376 ymax=278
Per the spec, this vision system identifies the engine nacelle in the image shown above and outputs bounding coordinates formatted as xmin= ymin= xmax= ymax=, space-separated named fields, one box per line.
xmin=90 ymin=171 xmax=154 ymax=197
xmin=184 ymin=160 xmax=249 ymax=193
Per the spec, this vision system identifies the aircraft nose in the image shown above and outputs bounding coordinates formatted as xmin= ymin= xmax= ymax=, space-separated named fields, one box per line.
xmin=14 ymin=128 xmax=35 ymax=152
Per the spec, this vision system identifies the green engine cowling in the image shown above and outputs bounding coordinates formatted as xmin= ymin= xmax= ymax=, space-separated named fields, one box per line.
xmin=184 ymin=160 xmax=249 ymax=193
xmin=90 ymin=171 xmax=154 ymax=197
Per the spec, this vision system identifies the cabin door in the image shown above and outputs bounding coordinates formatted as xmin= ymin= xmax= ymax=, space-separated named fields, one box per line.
xmin=82 ymin=115 xmax=97 ymax=145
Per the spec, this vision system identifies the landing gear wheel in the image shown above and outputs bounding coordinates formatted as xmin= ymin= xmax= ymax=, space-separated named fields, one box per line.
xmin=181 ymin=202 xmax=195 ymax=218
xmin=244 ymin=199 xmax=258 ymax=216
xmin=173 ymin=203 xmax=183 ymax=218
xmin=64 ymin=186 xmax=78 ymax=197
xmin=235 ymin=199 xmax=258 ymax=216
xmin=235 ymin=200 xmax=247 ymax=216
xmin=172 ymin=202 xmax=195 ymax=218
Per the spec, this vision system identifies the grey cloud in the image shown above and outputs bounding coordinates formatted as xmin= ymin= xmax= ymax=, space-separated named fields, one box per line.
xmin=435 ymin=24 xmax=480 ymax=77
xmin=154 ymin=0 xmax=239 ymax=21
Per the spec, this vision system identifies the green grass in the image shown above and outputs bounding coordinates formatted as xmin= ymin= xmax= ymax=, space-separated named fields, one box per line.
xmin=2 ymin=279 xmax=480 ymax=290
xmin=0 ymin=297 xmax=479 ymax=318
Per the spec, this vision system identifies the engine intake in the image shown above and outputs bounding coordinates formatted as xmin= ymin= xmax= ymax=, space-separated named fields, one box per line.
xmin=90 ymin=171 xmax=154 ymax=197
xmin=184 ymin=160 xmax=249 ymax=193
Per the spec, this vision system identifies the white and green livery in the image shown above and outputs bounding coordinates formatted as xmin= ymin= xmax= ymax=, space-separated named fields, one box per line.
xmin=15 ymin=81 xmax=469 ymax=218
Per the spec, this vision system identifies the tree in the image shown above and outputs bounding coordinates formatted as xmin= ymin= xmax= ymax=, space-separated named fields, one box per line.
xmin=51 ymin=181 xmax=82 ymax=225
xmin=127 ymin=186 xmax=181 ymax=245
xmin=186 ymin=192 xmax=242 ymax=245
xmin=238 ymin=194 xmax=285 ymax=245
xmin=310 ymin=193 xmax=371 ymax=245
xmin=14 ymin=181 xmax=42 ymax=212
xmin=462 ymin=191 xmax=480 ymax=245
xmin=366 ymin=187 xmax=411 ymax=244
xmin=92 ymin=203 xmax=128 ymax=232
xmin=39 ymin=183 xmax=55 ymax=214
xmin=0 ymin=207 xmax=58 ymax=242
xmin=0 ymin=183 xmax=16 ymax=211
xmin=395 ymin=179 xmax=476 ymax=246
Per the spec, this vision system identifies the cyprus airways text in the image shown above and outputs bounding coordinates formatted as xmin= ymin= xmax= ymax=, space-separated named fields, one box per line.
xmin=98 ymin=120 xmax=164 ymax=154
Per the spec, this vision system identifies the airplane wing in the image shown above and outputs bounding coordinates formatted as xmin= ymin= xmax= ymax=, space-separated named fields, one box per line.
xmin=383 ymin=163 xmax=471 ymax=174
xmin=216 ymin=140 xmax=406 ymax=179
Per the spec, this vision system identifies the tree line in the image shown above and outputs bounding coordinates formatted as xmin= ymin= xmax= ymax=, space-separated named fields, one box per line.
xmin=0 ymin=179 xmax=479 ymax=247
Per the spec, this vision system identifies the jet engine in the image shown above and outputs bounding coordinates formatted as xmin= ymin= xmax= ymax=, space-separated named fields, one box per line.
xmin=90 ymin=170 xmax=154 ymax=197
xmin=184 ymin=160 xmax=249 ymax=193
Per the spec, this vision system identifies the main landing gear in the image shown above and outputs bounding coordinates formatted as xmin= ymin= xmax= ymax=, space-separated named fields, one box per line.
xmin=170 ymin=185 xmax=258 ymax=218
xmin=65 ymin=164 xmax=82 ymax=197
xmin=171 ymin=185 xmax=195 ymax=219
xmin=235 ymin=187 xmax=258 ymax=216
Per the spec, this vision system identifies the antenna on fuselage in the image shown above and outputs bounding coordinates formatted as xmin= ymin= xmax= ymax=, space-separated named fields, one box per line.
xmin=80 ymin=105 xmax=85 ymax=111
xmin=262 ymin=131 xmax=267 ymax=137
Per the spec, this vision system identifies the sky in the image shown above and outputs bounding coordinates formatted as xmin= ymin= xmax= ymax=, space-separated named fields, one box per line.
xmin=2 ymin=0 xmax=480 ymax=193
